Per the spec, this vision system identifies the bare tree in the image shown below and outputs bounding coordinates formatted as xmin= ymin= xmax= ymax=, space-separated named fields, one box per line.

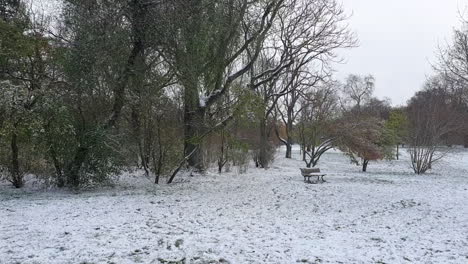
xmin=255 ymin=0 xmax=356 ymax=163
xmin=341 ymin=74 xmax=375 ymax=111
xmin=275 ymin=66 xmax=329 ymax=159
xmin=406 ymin=77 xmax=466 ymax=174
xmin=297 ymin=83 xmax=339 ymax=167
xmin=437 ymin=22 xmax=468 ymax=92
xmin=435 ymin=21 xmax=468 ymax=147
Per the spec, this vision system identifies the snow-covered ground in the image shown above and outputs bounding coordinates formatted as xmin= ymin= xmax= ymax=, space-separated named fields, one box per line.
xmin=1 ymin=147 xmax=468 ymax=264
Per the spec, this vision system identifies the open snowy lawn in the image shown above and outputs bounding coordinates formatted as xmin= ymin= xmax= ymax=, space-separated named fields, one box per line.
xmin=1 ymin=147 xmax=468 ymax=264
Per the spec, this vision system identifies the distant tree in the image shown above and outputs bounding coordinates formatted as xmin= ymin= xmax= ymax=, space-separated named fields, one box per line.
xmin=338 ymin=76 xmax=395 ymax=172
xmin=361 ymin=97 xmax=398 ymax=164
xmin=341 ymin=74 xmax=375 ymax=111
xmin=406 ymin=79 xmax=465 ymax=174
xmin=386 ymin=109 xmax=408 ymax=160
xmin=273 ymin=0 xmax=356 ymax=159
xmin=296 ymin=83 xmax=339 ymax=167
xmin=437 ymin=21 xmax=468 ymax=93
xmin=337 ymin=117 xmax=392 ymax=172
xmin=436 ymin=20 xmax=468 ymax=147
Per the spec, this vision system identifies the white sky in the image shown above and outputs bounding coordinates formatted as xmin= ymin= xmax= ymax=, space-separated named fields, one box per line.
xmin=335 ymin=0 xmax=465 ymax=106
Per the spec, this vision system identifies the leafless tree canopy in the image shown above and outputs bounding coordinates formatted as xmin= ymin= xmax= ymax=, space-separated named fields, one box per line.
xmin=406 ymin=78 xmax=467 ymax=174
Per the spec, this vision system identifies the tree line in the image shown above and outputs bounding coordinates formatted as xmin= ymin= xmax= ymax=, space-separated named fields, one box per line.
xmin=0 ymin=0 xmax=467 ymax=188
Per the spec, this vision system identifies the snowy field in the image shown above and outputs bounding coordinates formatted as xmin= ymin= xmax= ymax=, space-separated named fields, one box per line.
xmin=1 ymin=147 xmax=468 ymax=264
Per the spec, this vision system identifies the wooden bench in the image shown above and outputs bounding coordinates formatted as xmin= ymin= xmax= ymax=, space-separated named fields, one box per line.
xmin=300 ymin=168 xmax=326 ymax=184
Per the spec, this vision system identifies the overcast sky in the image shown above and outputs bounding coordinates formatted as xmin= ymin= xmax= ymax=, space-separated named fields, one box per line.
xmin=335 ymin=0 xmax=465 ymax=106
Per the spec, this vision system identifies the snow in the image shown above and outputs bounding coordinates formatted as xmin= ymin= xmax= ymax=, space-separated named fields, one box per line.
xmin=199 ymin=95 xmax=207 ymax=108
xmin=1 ymin=147 xmax=468 ymax=263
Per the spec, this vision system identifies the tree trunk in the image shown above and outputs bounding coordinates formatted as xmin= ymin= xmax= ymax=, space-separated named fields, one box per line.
xmin=312 ymin=157 xmax=319 ymax=168
xmin=362 ymin=159 xmax=369 ymax=172
xmin=154 ymin=122 xmax=164 ymax=184
xmin=50 ymin=145 xmax=64 ymax=188
xmin=44 ymin=121 xmax=64 ymax=187
xmin=184 ymin=105 xmax=205 ymax=171
xmin=302 ymin=144 xmax=306 ymax=161
xmin=131 ymin=107 xmax=149 ymax=176
xmin=155 ymin=149 xmax=163 ymax=184
xmin=396 ymin=144 xmax=399 ymax=160
xmin=285 ymin=119 xmax=293 ymax=159
xmin=218 ymin=131 xmax=227 ymax=173
xmin=285 ymin=143 xmax=292 ymax=159
xmin=151 ymin=146 xmax=163 ymax=185
xmin=65 ymin=146 xmax=88 ymax=188
xmin=10 ymin=131 xmax=22 ymax=188
xmin=258 ymin=118 xmax=269 ymax=168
